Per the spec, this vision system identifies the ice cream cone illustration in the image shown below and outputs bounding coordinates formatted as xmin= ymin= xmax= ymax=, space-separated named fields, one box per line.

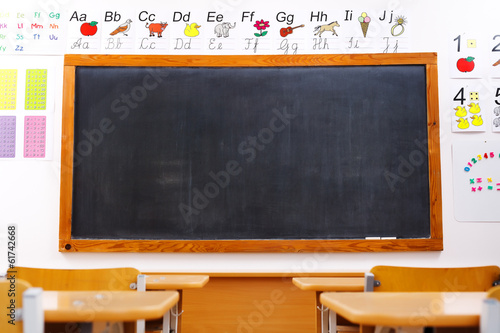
xmin=358 ymin=12 xmax=371 ymax=37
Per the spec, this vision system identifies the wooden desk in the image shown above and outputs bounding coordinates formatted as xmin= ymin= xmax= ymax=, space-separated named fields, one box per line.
xmin=293 ymin=277 xmax=366 ymax=333
xmin=293 ymin=277 xmax=365 ymax=292
xmin=320 ymin=291 xmax=485 ymax=333
xmin=138 ymin=274 xmax=209 ymax=333
xmin=145 ymin=274 xmax=209 ymax=290
xmin=43 ymin=290 xmax=179 ymax=322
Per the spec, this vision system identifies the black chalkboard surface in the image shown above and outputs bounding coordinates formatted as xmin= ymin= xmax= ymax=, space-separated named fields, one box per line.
xmin=60 ymin=54 xmax=442 ymax=252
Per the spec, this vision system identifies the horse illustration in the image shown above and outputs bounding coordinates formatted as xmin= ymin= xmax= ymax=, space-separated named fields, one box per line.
xmin=313 ymin=21 xmax=340 ymax=37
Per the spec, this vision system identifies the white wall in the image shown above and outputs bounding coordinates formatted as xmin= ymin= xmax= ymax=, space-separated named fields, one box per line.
xmin=1 ymin=0 xmax=500 ymax=274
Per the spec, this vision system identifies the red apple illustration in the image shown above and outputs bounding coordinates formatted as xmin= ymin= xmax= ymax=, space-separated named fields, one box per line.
xmin=80 ymin=21 xmax=98 ymax=36
xmin=457 ymin=56 xmax=475 ymax=73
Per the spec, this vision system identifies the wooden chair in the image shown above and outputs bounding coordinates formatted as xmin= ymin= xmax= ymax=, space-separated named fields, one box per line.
xmin=1 ymin=278 xmax=43 ymax=333
xmin=369 ymin=265 xmax=500 ymax=292
xmin=367 ymin=266 xmax=500 ymax=333
xmin=481 ymin=285 xmax=500 ymax=333
xmin=9 ymin=266 xmax=140 ymax=291
xmin=8 ymin=267 xmax=141 ymax=333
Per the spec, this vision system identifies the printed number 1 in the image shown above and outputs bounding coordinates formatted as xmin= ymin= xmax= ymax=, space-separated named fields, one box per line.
xmin=454 ymin=35 xmax=461 ymax=52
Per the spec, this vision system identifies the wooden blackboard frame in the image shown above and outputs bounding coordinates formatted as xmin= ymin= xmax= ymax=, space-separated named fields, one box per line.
xmin=59 ymin=53 xmax=442 ymax=253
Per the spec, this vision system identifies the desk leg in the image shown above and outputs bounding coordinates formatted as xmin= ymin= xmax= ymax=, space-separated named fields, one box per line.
xmin=317 ymin=304 xmax=329 ymax=333
xmin=328 ymin=309 xmax=337 ymax=333
xmin=164 ymin=306 xmax=172 ymax=332
xmin=23 ymin=288 xmax=43 ymax=333
xmin=136 ymin=274 xmax=147 ymax=333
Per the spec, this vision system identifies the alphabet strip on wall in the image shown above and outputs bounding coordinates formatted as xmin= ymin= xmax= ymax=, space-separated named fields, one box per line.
xmin=0 ymin=7 xmax=410 ymax=55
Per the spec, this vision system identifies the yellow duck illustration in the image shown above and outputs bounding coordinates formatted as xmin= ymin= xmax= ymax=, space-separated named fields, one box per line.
xmin=468 ymin=102 xmax=481 ymax=114
xmin=471 ymin=114 xmax=483 ymax=126
xmin=184 ymin=23 xmax=201 ymax=37
xmin=454 ymin=106 xmax=467 ymax=118
xmin=456 ymin=117 xmax=470 ymax=130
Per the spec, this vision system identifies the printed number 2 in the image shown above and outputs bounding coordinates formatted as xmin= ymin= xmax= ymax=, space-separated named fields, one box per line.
xmin=493 ymin=35 xmax=500 ymax=52
xmin=454 ymin=87 xmax=466 ymax=105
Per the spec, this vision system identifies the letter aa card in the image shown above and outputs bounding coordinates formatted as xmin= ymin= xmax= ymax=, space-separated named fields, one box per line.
xmin=66 ymin=8 xmax=102 ymax=53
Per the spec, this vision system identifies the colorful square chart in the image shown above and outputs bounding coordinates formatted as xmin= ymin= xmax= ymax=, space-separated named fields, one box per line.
xmin=25 ymin=69 xmax=47 ymax=110
xmin=24 ymin=116 xmax=46 ymax=158
xmin=0 ymin=116 xmax=16 ymax=158
xmin=0 ymin=70 xmax=17 ymax=110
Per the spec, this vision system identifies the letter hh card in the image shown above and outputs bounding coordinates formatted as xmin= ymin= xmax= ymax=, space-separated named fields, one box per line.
xmin=24 ymin=115 xmax=45 ymax=158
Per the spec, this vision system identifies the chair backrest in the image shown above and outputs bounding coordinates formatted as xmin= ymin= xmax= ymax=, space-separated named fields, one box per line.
xmin=370 ymin=265 xmax=500 ymax=292
xmin=8 ymin=267 xmax=140 ymax=291
xmin=0 ymin=278 xmax=32 ymax=333
xmin=487 ymin=285 xmax=500 ymax=299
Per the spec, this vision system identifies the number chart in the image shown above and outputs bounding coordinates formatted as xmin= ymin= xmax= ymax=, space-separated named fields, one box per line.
xmin=25 ymin=69 xmax=47 ymax=110
xmin=23 ymin=116 xmax=46 ymax=158
xmin=0 ymin=116 xmax=16 ymax=158
xmin=0 ymin=70 xmax=17 ymax=110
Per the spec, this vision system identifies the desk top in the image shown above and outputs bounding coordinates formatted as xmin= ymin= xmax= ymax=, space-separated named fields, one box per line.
xmin=320 ymin=292 xmax=485 ymax=327
xmin=43 ymin=290 xmax=179 ymax=322
xmin=293 ymin=277 xmax=365 ymax=292
xmin=145 ymin=274 xmax=209 ymax=289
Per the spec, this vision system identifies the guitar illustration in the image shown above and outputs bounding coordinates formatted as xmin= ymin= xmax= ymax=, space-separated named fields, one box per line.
xmin=280 ymin=24 xmax=305 ymax=37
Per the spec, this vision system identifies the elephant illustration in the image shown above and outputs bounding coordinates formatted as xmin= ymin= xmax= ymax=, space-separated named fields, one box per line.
xmin=214 ymin=22 xmax=236 ymax=38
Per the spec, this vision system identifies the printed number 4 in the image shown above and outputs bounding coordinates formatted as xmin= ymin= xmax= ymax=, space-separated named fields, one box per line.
xmin=454 ymin=87 xmax=466 ymax=105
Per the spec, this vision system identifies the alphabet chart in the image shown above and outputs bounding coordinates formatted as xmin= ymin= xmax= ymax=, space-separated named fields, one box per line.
xmin=453 ymin=141 xmax=500 ymax=221
xmin=59 ymin=6 xmax=410 ymax=55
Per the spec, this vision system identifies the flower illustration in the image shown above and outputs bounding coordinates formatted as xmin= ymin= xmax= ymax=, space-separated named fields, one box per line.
xmin=254 ymin=19 xmax=269 ymax=37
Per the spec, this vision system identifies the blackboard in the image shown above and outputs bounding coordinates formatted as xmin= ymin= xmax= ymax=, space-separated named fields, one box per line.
xmin=59 ymin=54 xmax=442 ymax=252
